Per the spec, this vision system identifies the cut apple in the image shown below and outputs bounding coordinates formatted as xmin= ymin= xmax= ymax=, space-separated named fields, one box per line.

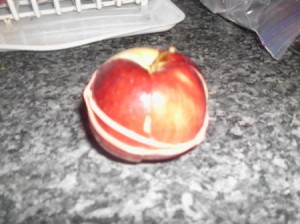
xmin=83 ymin=47 xmax=208 ymax=162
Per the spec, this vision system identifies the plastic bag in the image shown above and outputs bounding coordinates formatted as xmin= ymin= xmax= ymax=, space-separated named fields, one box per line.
xmin=200 ymin=0 xmax=300 ymax=59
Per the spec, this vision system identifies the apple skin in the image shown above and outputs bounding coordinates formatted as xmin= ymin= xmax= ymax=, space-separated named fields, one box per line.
xmin=93 ymin=59 xmax=151 ymax=139
xmin=83 ymin=47 xmax=208 ymax=162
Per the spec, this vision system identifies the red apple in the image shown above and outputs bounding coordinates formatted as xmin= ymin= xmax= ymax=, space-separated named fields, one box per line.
xmin=83 ymin=47 xmax=208 ymax=162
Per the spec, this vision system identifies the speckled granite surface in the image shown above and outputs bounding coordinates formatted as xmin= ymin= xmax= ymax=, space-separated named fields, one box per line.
xmin=1 ymin=0 xmax=300 ymax=223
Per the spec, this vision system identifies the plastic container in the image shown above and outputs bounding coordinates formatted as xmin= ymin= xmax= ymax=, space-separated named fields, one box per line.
xmin=0 ymin=0 xmax=185 ymax=51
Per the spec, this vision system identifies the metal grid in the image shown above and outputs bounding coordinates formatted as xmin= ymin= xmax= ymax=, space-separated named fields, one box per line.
xmin=0 ymin=0 xmax=184 ymax=51
xmin=0 ymin=0 xmax=147 ymax=21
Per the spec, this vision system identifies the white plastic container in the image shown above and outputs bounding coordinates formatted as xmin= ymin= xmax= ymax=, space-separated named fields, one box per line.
xmin=0 ymin=0 xmax=185 ymax=51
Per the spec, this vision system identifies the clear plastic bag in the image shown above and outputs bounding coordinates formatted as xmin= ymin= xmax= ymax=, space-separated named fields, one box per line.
xmin=200 ymin=0 xmax=300 ymax=59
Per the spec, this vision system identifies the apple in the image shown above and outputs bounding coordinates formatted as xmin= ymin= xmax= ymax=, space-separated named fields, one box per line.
xmin=83 ymin=47 xmax=208 ymax=162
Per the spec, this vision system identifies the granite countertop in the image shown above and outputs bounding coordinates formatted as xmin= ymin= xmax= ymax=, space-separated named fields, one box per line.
xmin=1 ymin=0 xmax=300 ymax=223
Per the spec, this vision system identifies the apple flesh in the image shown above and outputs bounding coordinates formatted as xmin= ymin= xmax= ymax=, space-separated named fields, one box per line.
xmin=83 ymin=47 xmax=208 ymax=162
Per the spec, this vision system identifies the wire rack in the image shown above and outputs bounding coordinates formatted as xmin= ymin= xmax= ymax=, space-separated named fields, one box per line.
xmin=0 ymin=0 xmax=146 ymax=21
xmin=0 ymin=0 xmax=185 ymax=51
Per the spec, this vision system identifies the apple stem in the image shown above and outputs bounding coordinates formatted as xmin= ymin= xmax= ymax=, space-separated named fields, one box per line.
xmin=149 ymin=46 xmax=176 ymax=74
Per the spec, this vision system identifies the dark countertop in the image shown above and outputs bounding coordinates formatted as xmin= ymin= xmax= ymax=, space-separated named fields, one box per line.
xmin=1 ymin=0 xmax=300 ymax=223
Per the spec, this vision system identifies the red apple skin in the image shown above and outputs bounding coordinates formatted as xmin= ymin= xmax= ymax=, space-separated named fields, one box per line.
xmin=92 ymin=51 xmax=206 ymax=145
xmin=93 ymin=109 xmax=155 ymax=148
xmin=149 ymin=56 xmax=206 ymax=143
xmin=89 ymin=121 xmax=144 ymax=162
xmin=89 ymin=110 xmax=189 ymax=162
xmin=93 ymin=59 xmax=152 ymax=138
xmin=84 ymin=47 xmax=208 ymax=162
xmin=87 ymin=106 xmax=192 ymax=162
